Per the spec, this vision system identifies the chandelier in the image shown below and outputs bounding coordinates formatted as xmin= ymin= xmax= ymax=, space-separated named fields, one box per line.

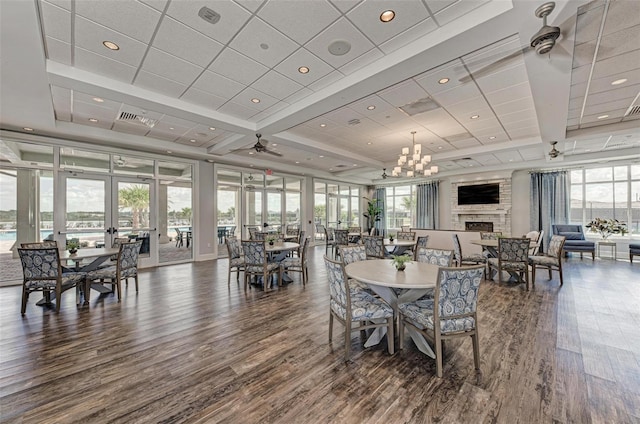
xmin=391 ymin=131 xmax=439 ymax=177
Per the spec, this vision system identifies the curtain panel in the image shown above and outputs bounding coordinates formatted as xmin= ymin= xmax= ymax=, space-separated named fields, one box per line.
xmin=416 ymin=181 xmax=439 ymax=229
xmin=530 ymin=171 xmax=569 ymax=251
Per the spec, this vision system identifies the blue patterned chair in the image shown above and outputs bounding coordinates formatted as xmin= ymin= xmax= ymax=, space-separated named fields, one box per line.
xmin=85 ymin=240 xmax=142 ymax=302
xmin=281 ymin=237 xmax=310 ymax=285
xmin=17 ymin=247 xmax=86 ymax=314
xmin=362 ymin=235 xmax=386 ymax=259
xmin=415 ymin=248 xmax=454 ymax=267
xmin=242 ymin=240 xmax=281 ymax=292
xmin=487 ymin=237 xmax=531 ymax=290
xmin=225 ymin=238 xmax=244 ymax=285
xmin=398 ymin=265 xmax=484 ymax=377
xmin=333 ymin=229 xmax=351 ymax=258
xmin=338 ymin=245 xmax=372 ymax=293
xmin=397 ymin=231 xmax=416 ymax=241
xmin=529 ymin=235 xmax=566 ymax=286
xmin=324 ymin=255 xmax=394 ymax=361
xmin=452 ymin=234 xmax=485 ymax=267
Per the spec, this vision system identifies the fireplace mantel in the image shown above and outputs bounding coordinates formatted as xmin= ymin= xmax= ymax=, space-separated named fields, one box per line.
xmin=452 ymin=209 xmax=510 ymax=215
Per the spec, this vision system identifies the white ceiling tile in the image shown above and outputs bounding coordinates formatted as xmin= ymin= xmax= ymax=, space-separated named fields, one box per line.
xmin=584 ymin=97 xmax=637 ymax=117
xmin=259 ymin=0 xmax=341 ymax=45
xmin=217 ymin=101 xmax=259 ymax=120
xmin=74 ymin=47 xmax=138 ymax=83
xmin=596 ymin=26 xmax=640 ymax=62
xmin=158 ymin=115 xmax=199 ymax=128
xmin=425 ymin=0 xmax=458 ymax=15
xmin=492 ymin=97 xmax=536 ymax=116
xmin=40 ymin=1 xmax=71 ymax=43
xmin=585 ymin=83 xmax=640 ymax=105
xmin=349 ymin=95 xmax=395 ymax=116
xmin=500 ymin=110 xmax=538 ymax=125
xmin=433 ymin=0 xmax=489 ymax=26
xmin=74 ymin=16 xmax=147 ymax=67
xmin=431 ymin=83 xmax=482 ymax=106
xmin=414 ymin=59 xmax=467 ymax=94
xmin=73 ymin=114 xmax=112 ymax=130
xmin=274 ymin=48 xmax=334 ymax=86
xmin=192 ymin=70 xmax=245 ymax=99
xmin=571 ymin=64 xmax=592 ymax=85
xmin=208 ymin=48 xmax=269 ymax=85
xmin=44 ymin=0 xmax=71 ymax=11
xmin=572 ymin=42 xmax=596 ymax=69
xmin=518 ymin=147 xmax=544 ymax=161
xmin=506 ymin=127 xmax=540 ymax=139
xmin=328 ymin=0 xmax=361 ymax=13
xmin=465 ymin=116 xmax=502 ymax=132
xmin=45 ymin=37 xmax=71 ymax=65
xmin=232 ymin=87 xmax=280 ymax=111
xmin=139 ymin=0 xmax=169 ymax=12
xmin=493 ymin=150 xmax=524 ymax=163
xmin=602 ymin=0 xmax=640 ymax=35
xmin=339 ymin=48 xmax=384 ymax=75
xmin=251 ymin=102 xmax=290 ymax=122
xmin=347 ymin=0 xmax=430 ymax=45
xmin=444 ymin=96 xmax=490 ymax=115
xmin=449 ymin=138 xmax=481 ymax=149
xmin=472 ymin=154 xmax=501 ymax=165
xmin=378 ymin=79 xmax=429 ymax=107
xmin=180 ymin=87 xmax=227 ymax=110
xmin=252 ymin=71 xmax=304 ymax=101
xmin=75 ymin=0 xmax=161 ymax=43
xmin=587 ymin=70 xmax=640 ymax=95
xmin=283 ymin=87 xmax=314 ymax=104
xmin=308 ymin=70 xmax=346 ymax=92
xmin=305 ymin=18 xmax=375 ymax=68
xmin=166 ymin=0 xmax=252 ymax=45
xmin=152 ymin=17 xmax=224 ymax=68
xmin=379 ymin=18 xmax=438 ymax=55
xmin=574 ymin=4 xmax=603 ymax=45
xmin=475 ymin=63 xmax=529 ymax=93
xmin=112 ymin=120 xmax=152 ymax=135
xmin=484 ymin=81 xmax=533 ymax=106
xmin=322 ymin=107 xmax=364 ymax=126
xmin=141 ymin=48 xmax=204 ymax=85
xmin=135 ymin=70 xmax=187 ymax=98
xmin=229 ymin=17 xmax=300 ymax=68
xmin=582 ymin=108 xmax=628 ymax=123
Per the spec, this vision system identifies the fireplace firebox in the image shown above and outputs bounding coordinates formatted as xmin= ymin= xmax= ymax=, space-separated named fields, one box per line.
xmin=465 ymin=222 xmax=494 ymax=232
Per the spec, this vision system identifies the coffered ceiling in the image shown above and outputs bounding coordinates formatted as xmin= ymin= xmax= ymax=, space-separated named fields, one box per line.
xmin=1 ymin=0 xmax=638 ymax=183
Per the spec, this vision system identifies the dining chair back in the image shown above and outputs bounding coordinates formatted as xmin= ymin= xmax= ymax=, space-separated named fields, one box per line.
xmin=415 ymin=248 xmax=454 ymax=266
xmin=529 ymin=235 xmax=566 ymax=287
xmin=241 ymin=240 xmax=281 ymax=291
xmin=324 ymin=255 xmax=394 ymax=360
xmin=175 ymin=228 xmax=184 ymax=247
xmin=413 ymin=236 xmax=429 ymax=259
xmin=225 ymin=238 xmax=245 ymax=285
xmin=480 ymin=232 xmax=502 ymax=240
xmin=281 ymin=236 xmax=310 ymax=285
xmin=397 ymin=231 xmax=416 ymax=241
xmin=452 ymin=234 xmax=485 ymax=266
xmin=339 ymin=245 xmax=367 ymax=264
xmin=85 ymin=240 xmax=142 ymax=302
xmin=524 ymin=230 xmax=544 ymax=255
xmin=487 ymin=237 xmax=531 ymax=290
xmin=398 ymin=265 xmax=484 ymax=377
xmin=333 ymin=230 xmax=350 ymax=258
xmin=20 ymin=241 xmax=58 ymax=248
xmin=362 ymin=236 xmax=385 ymax=259
xmin=18 ymin=247 xmax=86 ymax=314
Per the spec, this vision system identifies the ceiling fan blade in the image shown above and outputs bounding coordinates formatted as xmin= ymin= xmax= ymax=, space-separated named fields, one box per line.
xmin=264 ymin=149 xmax=283 ymax=157
xmin=228 ymin=147 xmax=256 ymax=154
xmin=459 ymin=45 xmax=531 ymax=82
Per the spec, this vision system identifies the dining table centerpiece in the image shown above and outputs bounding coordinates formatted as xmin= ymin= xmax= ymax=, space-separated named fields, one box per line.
xmin=265 ymin=235 xmax=277 ymax=246
xmin=388 ymin=232 xmax=396 ymax=243
xmin=586 ymin=218 xmax=626 ymax=240
xmin=391 ymin=254 xmax=412 ymax=271
xmin=66 ymin=240 xmax=80 ymax=255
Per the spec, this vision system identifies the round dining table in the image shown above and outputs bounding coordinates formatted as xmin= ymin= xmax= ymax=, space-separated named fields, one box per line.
xmin=345 ymin=259 xmax=438 ymax=357
xmin=384 ymin=239 xmax=416 ymax=255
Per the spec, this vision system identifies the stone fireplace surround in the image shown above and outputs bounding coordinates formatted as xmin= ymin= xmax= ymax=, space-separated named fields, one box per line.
xmin=451 ymin=178 xmax=511 ymax=235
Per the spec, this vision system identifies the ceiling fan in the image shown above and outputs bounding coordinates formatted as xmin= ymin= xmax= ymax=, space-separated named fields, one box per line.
xmin=548 ymin=141 xmax=561 ymax=158
xmin=460 ymin=1 xmax=569 ymax=82
xmin=230 ymin=133 xmax=282 ymax=157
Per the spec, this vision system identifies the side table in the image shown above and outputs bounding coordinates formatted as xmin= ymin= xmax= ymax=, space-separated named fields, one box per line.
xmin=597 ymin=241 xmax=617 ymax=259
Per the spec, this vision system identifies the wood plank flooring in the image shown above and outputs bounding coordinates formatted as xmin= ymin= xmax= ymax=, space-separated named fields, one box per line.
xmin=0 ymin=247 xmax=639 ymax=423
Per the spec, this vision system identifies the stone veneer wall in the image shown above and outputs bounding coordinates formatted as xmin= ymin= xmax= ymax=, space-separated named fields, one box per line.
xmin=450 ymin=178 xmax=512 ymax=235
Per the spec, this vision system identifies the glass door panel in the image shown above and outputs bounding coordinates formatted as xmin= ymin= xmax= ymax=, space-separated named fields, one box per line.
xmin=217 ymin=186 xmax=239 ymax=257
xmin=62 ymin=176 xmax=108 ymax=250
xmin=115 ymin=180 xmax=154 ymax=260
xmin=160 ymin=183 xmax=191 ymax=264
xmin=244 ymin=189 xmax=263 ymax=238
xmin=266 ymin=191 xmax=282 ymax=233
xmin=328 ymin=195 xmax=338 ymax=229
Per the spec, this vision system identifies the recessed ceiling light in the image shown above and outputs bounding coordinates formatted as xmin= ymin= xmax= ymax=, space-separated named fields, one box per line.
xmin=611 ymin=78 xmax=627 ymax=85
xmin=209 ymin=127 xmax=216 ymax=131
xmin=597 ymin=115 xmax=609 ymax=119
xmin=367 ymin=142 xmax=372 ymax=145
xmin=250 ymin=164 xmax=254 ymax=167
xmin=320 ymin=123 xmax=326 ymax=127
xmin=438 ymin=78 xmax=450 ymax=84
xmin=102 ymin=41 xmax=119 ymax=50
xmin=367 ymin=105 xmax=376 ymax=110
xmin=586 ymin=149 xmax=591 ymax=152
xmin=92 ymin=97 xmax=104 ymax=103
xmin=470 ymin=115 xmax=480 ymax=119
xmin=260 ymin=43 xmax=269 ymax=50
xmin=329 ymin=168 xmax=333 ymax=171
xmin=489 ymin=136 xmax=496 ymax=140
xmin=169 ymin=127 xmax=175 ymax=130
xmin=438 ymin=146 xmax=443 ymax=149
xmin=298 ymin=66 xmax=309 ymax=74
xmin=295 ymin=161 xmax=300 ymax=164
xmin=272 ymin=143 xmax=277 ymax=146
xmin=23 ymin=127 xmax=33 ymax=131
xmin=88 ymin=118 xmax=99 ymax=123
xmin=190 ymin=139 xmax=196 ymax=142
xmin=509 ymin=159 xmax=513 ymax=162
xmin=380 ymin=10 xmax=395 ymax=22
xmin=206 ymin=159 xmax=214 ymax=163
xmin=249 ymin=151 xmax=254 ymax=155
xmin=251 ymin=98 xmax=260 ymax=103
xmin=167 ymin=150 xmax=172 ymax=154
xmin=352 ymin=164 xmax=357 ymax=167
xmin=319 ymin=155 xmax=324 ymax=158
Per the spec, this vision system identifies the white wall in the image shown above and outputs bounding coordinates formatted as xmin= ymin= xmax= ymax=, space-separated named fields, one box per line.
xmin=510 ymin=170 xmax=531 ymax=236
xmin=196 ymin=160 xmax=215 ymax=259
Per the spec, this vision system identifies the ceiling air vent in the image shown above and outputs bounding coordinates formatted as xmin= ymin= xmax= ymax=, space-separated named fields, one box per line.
xmin=116 ymin=111 xmax=157 ymax=128
xmin=444 ymin=133 xmax=473 ymax=143
xmin=398 ymin=97 xmax=440 ymax=117
xmin=624 ymin=93 xmax=640 ymax=117
xmin=198 ymin=7 xmax=221 ymax=24
xmin=348 ymin=119 xmax=361 ymax=126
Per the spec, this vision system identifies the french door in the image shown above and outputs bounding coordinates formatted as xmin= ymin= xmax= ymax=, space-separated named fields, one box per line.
xmin=242 ymin=188 xmax=282 ymax=238
xmin=58 ymin=174 xmax=156 ymax=267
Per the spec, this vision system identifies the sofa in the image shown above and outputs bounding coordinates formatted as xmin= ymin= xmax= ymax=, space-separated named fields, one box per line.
xmin=631 ymin=243 xmax=640 ymax=263
xmin=552 ymin=224 xmax=595 ymax=260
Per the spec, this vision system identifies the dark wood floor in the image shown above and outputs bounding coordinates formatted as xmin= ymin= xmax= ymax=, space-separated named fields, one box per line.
xmin=1 ymin=246 xmax=639 ymax=423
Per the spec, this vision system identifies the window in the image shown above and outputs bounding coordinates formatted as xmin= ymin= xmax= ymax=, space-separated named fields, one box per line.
xmin=570 ymin=165 xmax=639 ymax=235
xmin=313 ymin=180 xmax=361 ymax=229
xmin=385 ymin=185 xmax=415 ymax=229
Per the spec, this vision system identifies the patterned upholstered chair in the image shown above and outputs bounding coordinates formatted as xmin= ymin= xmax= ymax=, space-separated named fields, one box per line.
xmin=529 ymin=235 xmax=566 ymax=287
xmin=362 ymin=235 xmax=386 ymax=259
xmin=242 ymin=240 xmax=281 ymax=292
xmin=398 ymin=265 xmax=484 ymax=377
xmin=397 ymin=231 xmax=416 ymax=241
xmin=333 ymin=230 xmax=351 ymax=258
xmin=281 ymin=237 xmax=310 ymax=285
xmin=17 ymin=247 xmax=86 ymax=314
xmin=20 ymin=241 xmax=59 ymax=248
xmin=325 ymin=227 xmax=335 ymax=256
xmin=85 ymin=240 xmax=142 ymax=302
xmin=324 ymin=255 xmax=395 ymax=361
xmin=487 ymin=238 xmax=531 ymax=290
xmin=339 ymin=245 xmax=374 ymax=293
xmin=452 ymin=234 xmax=485 ymax=267
xmin=413 ymin=236 xmax=430 ymax=260
xmin=415 ymin=248 xmax=454 ymax=267
xmin=225 ymin=238 xmax=244 ymax=285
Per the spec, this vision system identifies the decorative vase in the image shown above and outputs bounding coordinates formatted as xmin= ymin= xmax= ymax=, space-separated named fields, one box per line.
xmin=396 ymin=264 xmax=405 ymax=271
xmin=268 ymin=241 xmax=274 ymax=246
xmin=389 ymin=237 xmax=394 ymax=243
xmin=69 ymin=249 xmax=77 ymax=255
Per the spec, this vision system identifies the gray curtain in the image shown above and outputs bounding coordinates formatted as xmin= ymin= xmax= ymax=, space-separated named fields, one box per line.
xmin=416 ymin=181 xmax=439 ymax=229
xmin=530 ymin=171 xmax=569 ymax=251
xmin=374 ymin=187 xmax=386 ymax=236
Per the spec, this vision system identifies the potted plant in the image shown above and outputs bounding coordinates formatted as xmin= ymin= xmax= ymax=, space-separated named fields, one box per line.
xmin=363 ymin=196 xmax=382 ymax=234
xmin=265 ymin=235 xmax=277 ymax=246
xmin=66 ymin=240 xmax=80 ymax=254
xmin=391 ymin=254 xmax=412 ymax=271
xmin=388 ymin=232 xmax=396 ymax=242
xmin=586 ymin=218 xmax=626 ymax=240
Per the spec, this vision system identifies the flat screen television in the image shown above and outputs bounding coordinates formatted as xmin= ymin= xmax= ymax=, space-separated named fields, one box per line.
xmin=457 ymin=183 xmax=500 ymax=205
